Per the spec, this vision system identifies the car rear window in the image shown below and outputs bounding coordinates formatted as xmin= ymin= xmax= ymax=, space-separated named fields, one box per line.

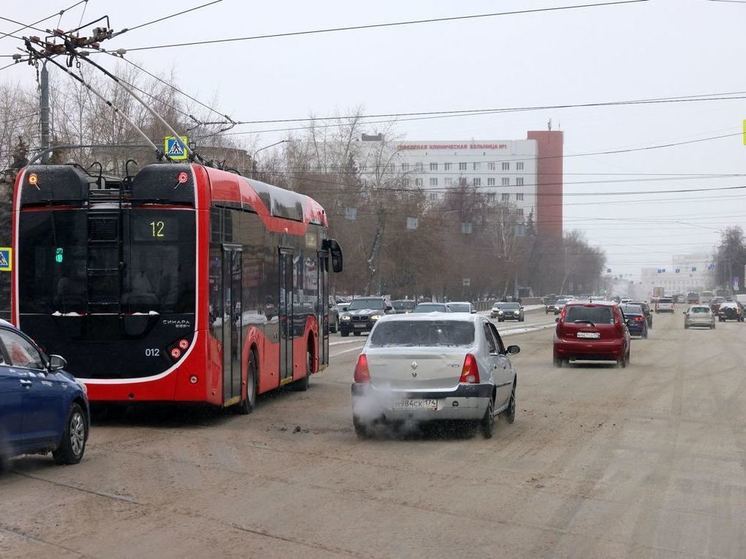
xmin=369 ymin=320 xmax=475 ymax=347
xmin=565 ymin=305 xmax=614 ymax=324
xmin=690 ymin=307 xmax=710 ymax=313
xmin=620 ymin=305 xmax=643 ymax=315
xmin=659 ymin=298 xmax=673 ymax=304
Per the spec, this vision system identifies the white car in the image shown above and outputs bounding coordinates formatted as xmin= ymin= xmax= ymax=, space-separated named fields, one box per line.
xmin=684 ymin=305 xmax=715 ymax=329
xmin=351 ymin=313 xmax=518 ymax=438
xmin=655 ymin=297 xmax=675 ymax=313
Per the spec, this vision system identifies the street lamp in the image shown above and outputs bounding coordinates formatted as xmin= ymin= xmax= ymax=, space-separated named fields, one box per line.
xmin=251 ymin=139 xmax=287 ymax=178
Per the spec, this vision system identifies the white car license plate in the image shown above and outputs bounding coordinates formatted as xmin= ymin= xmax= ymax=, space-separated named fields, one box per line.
xmin=577 ymin=332 xmax=600 ymax=339
xmin=393 ymin=399 xmax=438 ymax=410
xmin=353 ymin=323 xmax=367 ymax=329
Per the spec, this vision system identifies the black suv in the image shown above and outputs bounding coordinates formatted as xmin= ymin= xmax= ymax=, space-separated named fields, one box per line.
xmin=718 ymin=301 xmax=744 ymax=322
xmin=339 ymin=297 xmax=393 ymax=337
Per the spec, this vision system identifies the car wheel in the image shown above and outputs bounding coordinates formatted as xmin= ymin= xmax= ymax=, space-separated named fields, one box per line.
xmin=642 ymin=327 xmax=648 ymax=339
xmin=684 ymin=323 xmax=689 ymax=329
xmin=53 ymin=403 xmax=88 ymax=465
xmin=553 ymin=357 xmax=563 ymax=368
xmin=480 ymin=399 xmax=495 ymax=439
xmin=354 ymin=331 xmax=361 ymax=336
xmin=236 ymin=350 xmax=258 ymax=414
xmin=353 ymin=416 xmax=371 ymax=439
xmin=330 ymin=320 xmax=337 ymax=334
xmin=503 ymin=385 xmax=516 ymax=424
xmin=341 ymin=330 xmax=349 ymax=337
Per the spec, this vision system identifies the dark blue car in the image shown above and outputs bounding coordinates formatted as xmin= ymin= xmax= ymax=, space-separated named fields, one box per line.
xmin=0 ymin=320 xmax=89 ymax=469
xmin=620 ymin=304 xmax=648 ymax=339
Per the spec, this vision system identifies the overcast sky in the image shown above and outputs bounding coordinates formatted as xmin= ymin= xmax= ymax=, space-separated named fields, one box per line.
xmin=3 ymin=0 xmax=746 ymax=279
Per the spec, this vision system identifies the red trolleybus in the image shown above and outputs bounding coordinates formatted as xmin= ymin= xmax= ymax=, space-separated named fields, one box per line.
xmin=11 ymin=163 xmax=343 ymax=412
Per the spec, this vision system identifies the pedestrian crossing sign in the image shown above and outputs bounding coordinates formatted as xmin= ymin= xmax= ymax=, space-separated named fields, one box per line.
xmin=0 ymin=247 xmax=12 ymax=272
xmin=164 ymin=136 xmax=189 ymax=160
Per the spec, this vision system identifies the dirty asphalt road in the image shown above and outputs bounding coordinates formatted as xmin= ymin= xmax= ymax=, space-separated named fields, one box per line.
xmin=1 ymin=309 xmax=745 ymax=558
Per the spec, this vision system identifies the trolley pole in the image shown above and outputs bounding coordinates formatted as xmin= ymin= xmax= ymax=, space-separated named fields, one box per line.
xmin=40 ymin=62 xmax=50 ymax=164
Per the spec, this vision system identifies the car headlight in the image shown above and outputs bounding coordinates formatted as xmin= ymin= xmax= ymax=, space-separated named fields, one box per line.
xmin=341 ymin=315 xmax=351 ymax=321
xmin=370 ymin=314 xmax=381 ymax=321
xmin=498 ymin=311 xmax=504 ymax=315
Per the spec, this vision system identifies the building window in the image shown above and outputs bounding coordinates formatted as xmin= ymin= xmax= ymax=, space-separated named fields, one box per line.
xmin=473 ymin=162 xmax=481 ymax=171
xmin=429 ymin=192 xmax=438 ymax=201
xmin=487 ymin=193 xmax=496 ymax=202
xmin=516 ymin=177 xmax=524 ymax=186
xmin=444 ymin=162 xmax=452 ymax=171
xmin=401 ymin=163 xmax=410 ymax=172
xmin=445 ymin=177 xmax=453 ymax=186
xmin=430 ymin=177 xmax=438 ymax=187
xmin=488 ymin=162 xmax=496 ymax=171
xmin=487 ymin=177 xmax=496 ymax=186
xmin=501 ymin=177 xmax=510 ymax=186
xmin=430 ymin=162 xmax=438 ymax=171
xmin=516 ymin=208 xmax=524 ymax=216
xmin=501 ymin=193 xmax=510 ymax=202
xmin=502 ymin=162 xmax=510 ymax=171
xmin=459 ymin=162 xmax=467 ymax=171
xmin=415 ymin=178 xmax=423 ymax=187
xmin=516 ymin=193 xmax=524 ymax=201
xmin=473 ymin=177 xmax=481 ymax=187
xmin=516 ymin=162 xmax=524 ymax=171
xmin=403 ymin=178 xmax=410 ymax=188
xmin=415 ymin=162 xmax=423 ymax=172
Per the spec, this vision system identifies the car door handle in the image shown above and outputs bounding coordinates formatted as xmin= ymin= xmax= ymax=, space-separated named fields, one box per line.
xmin=19 ymin=379 xmax=32 ymax=387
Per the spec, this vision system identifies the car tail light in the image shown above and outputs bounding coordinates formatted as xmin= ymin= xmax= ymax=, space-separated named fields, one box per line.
xmin=634 ymin=316 xmax=645 ymax=322
xmin=459 ymin=354 xmax=480 ymax=384
xmin=354 ymin=354 xmax=370 ymax=383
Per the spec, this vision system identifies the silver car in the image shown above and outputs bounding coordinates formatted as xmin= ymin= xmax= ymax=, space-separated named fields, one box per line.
xmin=684 ymin=305 xmax=715 ymax=329
xmin=351 ymin=313 xmax=518 ymax=438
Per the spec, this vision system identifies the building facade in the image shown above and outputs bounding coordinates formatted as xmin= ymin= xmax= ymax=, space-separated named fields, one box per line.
xmin=640 ymin=253 xmax=715 ymax=297
xmin=358 ymin=130 xmax=563 ymax=238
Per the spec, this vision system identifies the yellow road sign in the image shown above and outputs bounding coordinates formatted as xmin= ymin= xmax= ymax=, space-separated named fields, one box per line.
xmin=0 ymin=247 xmax=12 ymax=272
xmin=164 ymin=136 xmax=189 ymax=160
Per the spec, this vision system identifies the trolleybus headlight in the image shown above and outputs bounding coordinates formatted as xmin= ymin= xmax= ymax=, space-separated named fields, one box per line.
xmin=178 ymin=339 xmax=189 ymax=350
xmin=170 ymin=348 xmax=182 ymax=360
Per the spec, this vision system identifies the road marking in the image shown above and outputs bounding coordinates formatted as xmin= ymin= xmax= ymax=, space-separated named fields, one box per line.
xmin=330 ymin=345 xmax=365 ymax=358
xmin=330 ymin=338 xmax=367 ymax=346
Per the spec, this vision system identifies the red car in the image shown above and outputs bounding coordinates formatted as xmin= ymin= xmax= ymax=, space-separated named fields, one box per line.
xmin=553 ymin=301 xmax=631 ymax=368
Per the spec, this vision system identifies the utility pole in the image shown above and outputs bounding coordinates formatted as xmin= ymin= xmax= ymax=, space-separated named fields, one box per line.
xmin=40 ymin=61 xmax=50 ymax=163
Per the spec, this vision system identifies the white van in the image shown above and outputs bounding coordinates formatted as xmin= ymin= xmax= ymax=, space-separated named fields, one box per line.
xmin=655 ymin=297 xmax=674 ymax=313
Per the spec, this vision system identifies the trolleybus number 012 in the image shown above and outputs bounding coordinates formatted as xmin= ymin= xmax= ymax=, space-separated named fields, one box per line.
xmin=145 ymin=348 xmax=161 ymax=357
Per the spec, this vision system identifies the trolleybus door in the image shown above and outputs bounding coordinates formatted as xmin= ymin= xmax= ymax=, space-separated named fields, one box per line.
xmin=318 ymin=251 xmax=329 ymax=366
xmin=222 ymin=244 xmax=242 ymax=404
xmin=279 ymin=250 xmax=294 ymax=385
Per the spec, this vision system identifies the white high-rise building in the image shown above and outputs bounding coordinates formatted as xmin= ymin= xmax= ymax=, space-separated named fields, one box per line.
xmin=640 ymin=253 xmax=715 ymax=296
xmin=358 ymin=136 xmax=538 ymax=222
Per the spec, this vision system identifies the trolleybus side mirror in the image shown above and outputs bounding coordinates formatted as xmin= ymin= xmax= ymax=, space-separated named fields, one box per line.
xmin=325 ymin=239 xmax=343 ymax=273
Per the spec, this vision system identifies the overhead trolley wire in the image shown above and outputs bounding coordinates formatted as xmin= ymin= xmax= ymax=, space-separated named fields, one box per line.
xmin=112 ymin=0 xmax=222 ymax=37
xmin=119 ymin=0 xmax=650 ymax=52
xmin=107 ymin=53 xmax=235 ymax=124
